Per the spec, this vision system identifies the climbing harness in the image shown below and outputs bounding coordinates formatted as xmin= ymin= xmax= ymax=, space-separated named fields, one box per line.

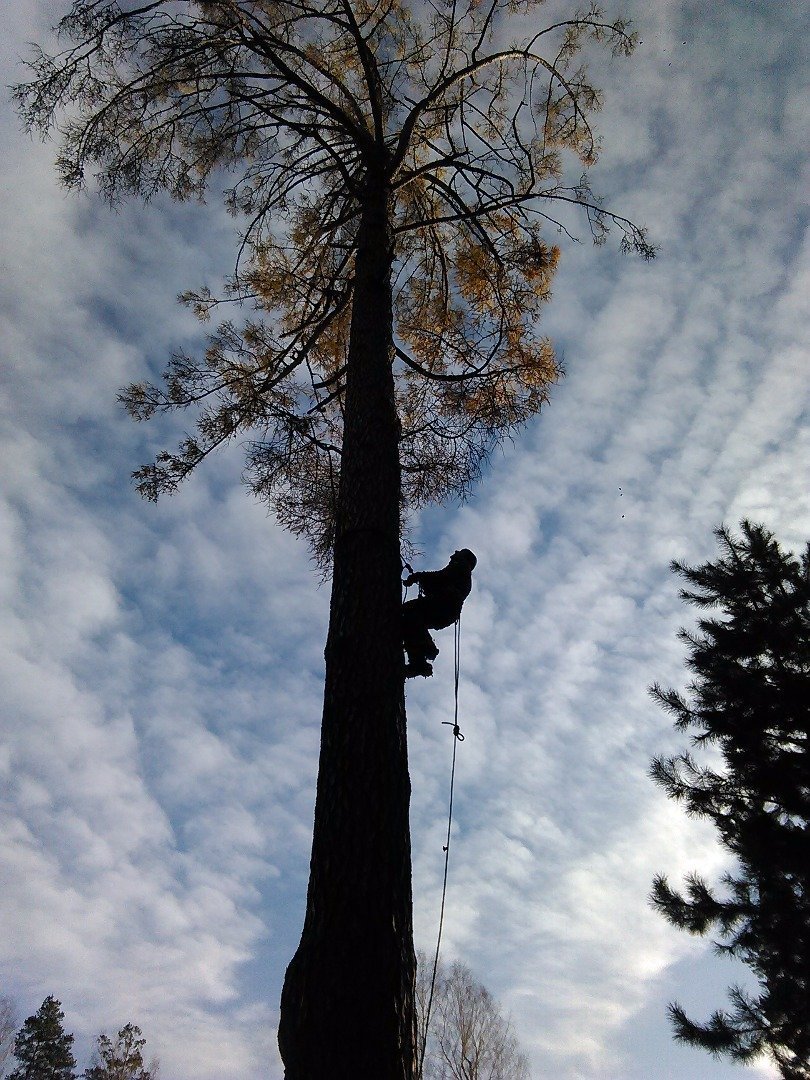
xmin=401 ymin=559 xmax=415 ymax=601
xmin=417 ymin=615 xmax=464 ymax=1080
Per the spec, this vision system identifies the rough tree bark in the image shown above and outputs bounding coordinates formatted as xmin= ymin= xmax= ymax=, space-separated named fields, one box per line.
xmin=278 ymin=173 xmax=416 ymax=1079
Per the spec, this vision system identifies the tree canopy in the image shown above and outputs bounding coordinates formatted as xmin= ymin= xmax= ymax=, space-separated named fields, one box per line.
xmin=650 ymin=521 xmax=810 ymax=1080
xmin=83 ymin=1023 xmax=158 ymax=1080
xmin=16 ymin=0 xmax=653 ymax=563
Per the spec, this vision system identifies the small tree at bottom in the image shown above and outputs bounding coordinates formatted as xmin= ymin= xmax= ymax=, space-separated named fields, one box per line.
xmin=416 ymin=952 xmax=530 ymax=1080
xmin=650 ymin=521 xmax=810 ymax=1080
xmin=8 ymin=996 xmax=76 ymax=1080
xmin=83 ymin=1023 xmax=158 ymax=1080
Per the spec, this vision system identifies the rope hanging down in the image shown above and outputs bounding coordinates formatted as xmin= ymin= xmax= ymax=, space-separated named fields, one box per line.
xmin=417 ymin=616 xmax=464 ymax=1080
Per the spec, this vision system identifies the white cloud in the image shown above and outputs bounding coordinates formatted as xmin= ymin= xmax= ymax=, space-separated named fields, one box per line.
xmin=407 ymin=10 xmax=808 ymax=1079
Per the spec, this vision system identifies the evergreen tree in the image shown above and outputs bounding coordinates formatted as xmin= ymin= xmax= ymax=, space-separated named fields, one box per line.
xmin=83 ymin=1023 xmax=157 ymax=1080
xmin=16 ymin=4 xmax=650 ymax=1075
xmin=650 ymin=521 xmax=810 ymax=1079
xmin=8 ymin=996 xmax=77 ymax=1080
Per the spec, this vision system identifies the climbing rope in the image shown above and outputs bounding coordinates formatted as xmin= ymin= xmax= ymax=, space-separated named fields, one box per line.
xmin=417 ymin=615 xmax=464 ymax=1080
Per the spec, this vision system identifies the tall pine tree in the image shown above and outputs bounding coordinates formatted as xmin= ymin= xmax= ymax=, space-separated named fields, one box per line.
xmin=8 ymin=996 xmax=77 ymax=1080
xmin=650 ymin=521 xmax=810 ymax=1080
xmin=15 ymin=4 xmax=651 ymax=1073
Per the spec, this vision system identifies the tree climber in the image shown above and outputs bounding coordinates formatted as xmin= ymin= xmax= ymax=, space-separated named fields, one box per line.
xmin=402 ymin=549 xmax=477 ymax=678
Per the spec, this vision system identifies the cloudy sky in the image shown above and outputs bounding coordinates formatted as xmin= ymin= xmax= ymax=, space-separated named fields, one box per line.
xmin=1 ymin=1 xmax=808 ymax=1077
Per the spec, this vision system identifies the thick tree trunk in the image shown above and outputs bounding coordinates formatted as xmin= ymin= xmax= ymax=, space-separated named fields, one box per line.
xmin=278 ymin=181 xmax=416 ymax=1079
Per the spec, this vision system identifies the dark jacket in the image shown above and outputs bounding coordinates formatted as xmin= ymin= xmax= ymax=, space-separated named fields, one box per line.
xmin=413 ymin=560 xmax=473 ymax=630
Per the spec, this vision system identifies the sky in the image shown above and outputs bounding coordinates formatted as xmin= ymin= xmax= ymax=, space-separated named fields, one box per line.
xmin=0 ymin=1 xmax=808 ymax=1078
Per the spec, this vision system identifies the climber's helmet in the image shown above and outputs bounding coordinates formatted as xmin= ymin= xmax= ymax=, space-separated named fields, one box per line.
xmin=451 ymin=548 xmax=477 ymax=571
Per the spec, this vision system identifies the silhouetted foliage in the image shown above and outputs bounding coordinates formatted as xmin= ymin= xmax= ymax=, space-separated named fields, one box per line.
xmin=650 ymin=521 xmax=810 ymax=1080
xmin=82 ymin=1024 xmax=158 ymax=1080
xmin=416 ymin=952 xmax=530 ymax=1080
xmin=8 ymin=996 xmax=77 ymax=1080
xmin=15 ymin=0 xmax=652 ymax=565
